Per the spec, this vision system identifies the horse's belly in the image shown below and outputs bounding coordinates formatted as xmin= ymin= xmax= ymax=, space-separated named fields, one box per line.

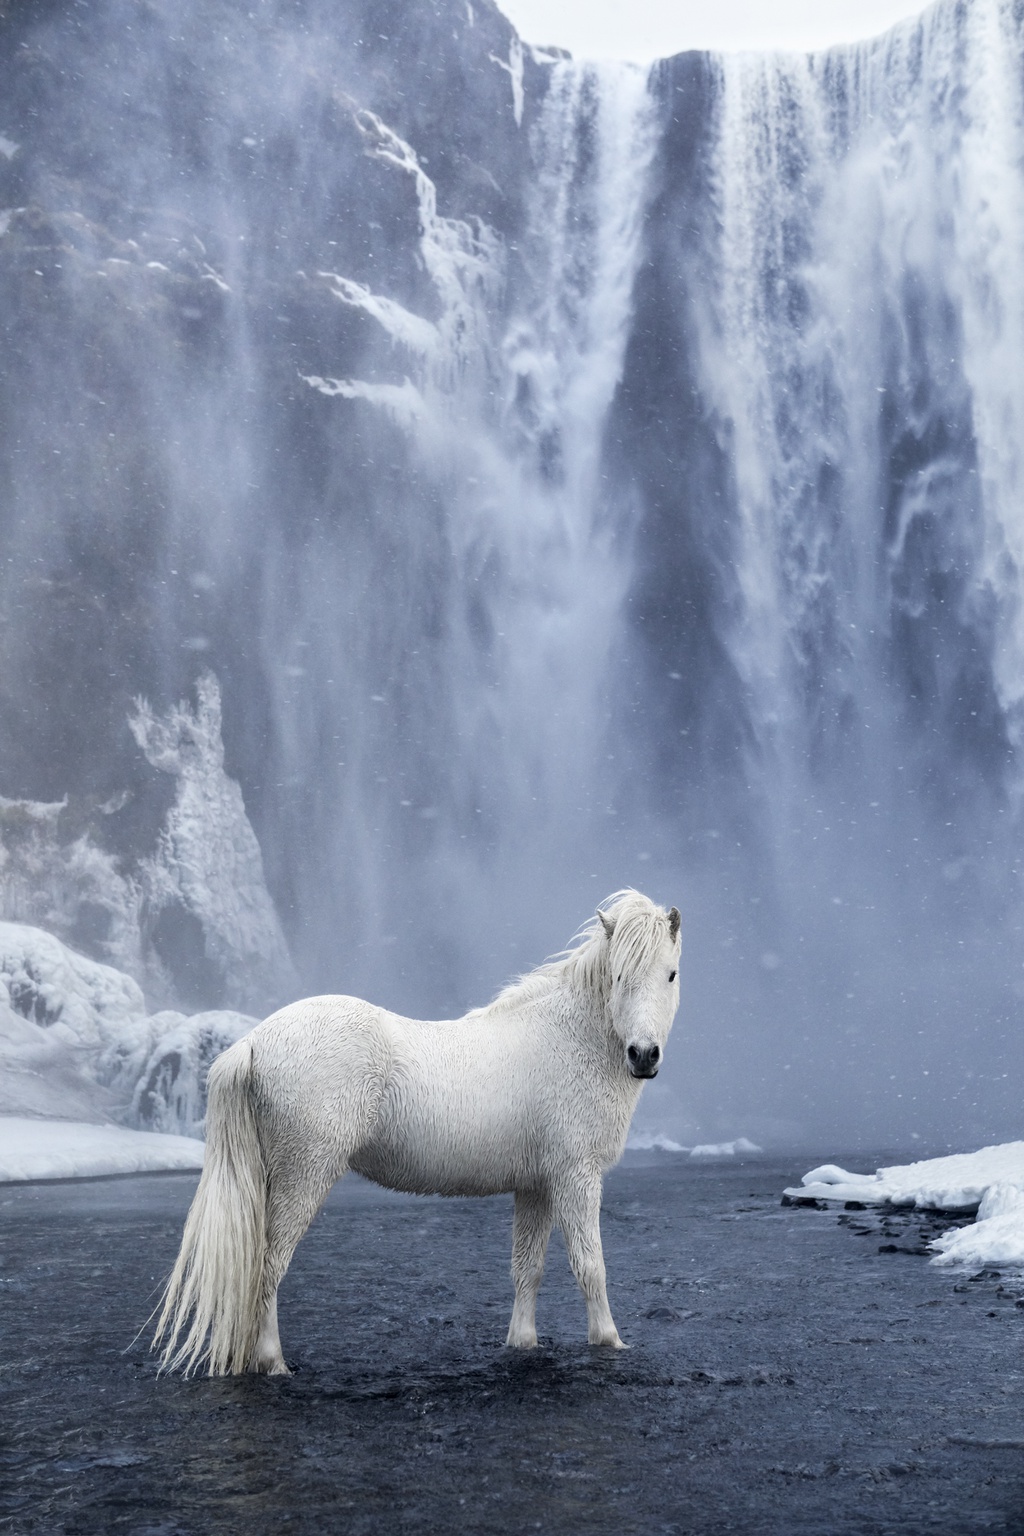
xmin=350 ymin=1142 xmax=515 ymax=1198
xmin=350 ymin=1108 xmax=527 ymax=1198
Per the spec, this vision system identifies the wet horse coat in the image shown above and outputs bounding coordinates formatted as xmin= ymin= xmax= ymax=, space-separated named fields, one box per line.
xmin=155 ymin=890 xmax=682 ymax=1374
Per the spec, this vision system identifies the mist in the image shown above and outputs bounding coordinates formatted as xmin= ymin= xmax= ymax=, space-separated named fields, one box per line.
xmin=0 ymin=0 xmax=1021 ymax=1150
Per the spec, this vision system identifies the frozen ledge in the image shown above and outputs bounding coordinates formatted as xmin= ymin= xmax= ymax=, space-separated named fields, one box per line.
xmin=785 ymin=1142 xmax=1024 ymax=1270
xmin=0 ymin=1116 xmax=204 ymax=1183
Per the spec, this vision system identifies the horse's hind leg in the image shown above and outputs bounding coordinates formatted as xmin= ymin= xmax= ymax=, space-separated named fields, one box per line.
xmin=252 ymin=1092 xmax=387 ymax=1372
xmin=246 ymin=1026 xmax=389 ymax=1373
xmin=553 ymin=1173 xmax=626 ymax=1349
xmin=253 ymin=1152 xmax=343 ymax=1374
xmin=506 ymin=1189 xmax=554 ymax=1348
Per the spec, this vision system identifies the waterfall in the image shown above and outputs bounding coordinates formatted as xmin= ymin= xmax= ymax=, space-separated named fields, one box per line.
xmin=274 ymin=59 xmax=659 ymax=1003
xmin=645 ymin=0 xmax=1024 ymax=1144
xmin=4 ymin=0 xmax=1024 ymax=1146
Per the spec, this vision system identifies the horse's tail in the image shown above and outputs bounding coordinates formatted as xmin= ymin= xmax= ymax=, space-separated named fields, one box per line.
xmin=152 ymin=1036 xmax=268 ymax=1376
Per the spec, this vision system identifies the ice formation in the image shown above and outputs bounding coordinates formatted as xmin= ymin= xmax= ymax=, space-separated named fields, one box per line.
xmin=130 ymin=1007 xmax=253 ymax=1136
xmin=0 ymin=795 xmax=145 ymax=980
xmin=0 ymin=919 xmax=254 ymax=1140
xmin=787 ymin=1144 xmax=1024 ymax=1269
xmin=0 ymin=675 xmax=295 ymax=1018
xmin=129 ymin=672 xmax=296 ymax=1015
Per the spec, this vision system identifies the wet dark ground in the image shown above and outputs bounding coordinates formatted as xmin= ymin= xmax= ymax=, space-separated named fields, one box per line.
xmin=3 ymin=1154 xmax=1024 ymax=1535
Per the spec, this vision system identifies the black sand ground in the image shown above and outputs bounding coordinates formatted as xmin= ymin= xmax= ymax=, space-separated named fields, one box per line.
xmin=2 ymin=1154 xmax=1024 ymax=1535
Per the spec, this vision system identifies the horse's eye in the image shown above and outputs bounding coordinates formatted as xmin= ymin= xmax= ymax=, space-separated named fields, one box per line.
xmin=669 ymin=970 xmax=676 ymax=983
xmin=617 ymin=974 xmax=622 ymax=983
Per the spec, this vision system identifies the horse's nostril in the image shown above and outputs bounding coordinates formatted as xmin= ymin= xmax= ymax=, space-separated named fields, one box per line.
xmin=650 ymin=1045 xmax=661 ymax=1062
xmin=627 ymin=1044 xmax=640 ymax=1063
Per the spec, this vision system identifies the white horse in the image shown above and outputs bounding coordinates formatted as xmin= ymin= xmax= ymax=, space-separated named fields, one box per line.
xmin=154 ymin=889 xmax=681 ymax=1375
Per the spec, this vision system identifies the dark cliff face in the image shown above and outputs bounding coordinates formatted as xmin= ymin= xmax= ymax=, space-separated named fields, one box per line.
xmin=0 ymin=0 xmax=528 ymax=795
xmin=0 ymin=0 xmax=540 ymax=999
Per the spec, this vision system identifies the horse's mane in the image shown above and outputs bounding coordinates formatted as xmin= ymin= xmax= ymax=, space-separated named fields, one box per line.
xmin=473 ymin=890 xmax=671 ymax=1019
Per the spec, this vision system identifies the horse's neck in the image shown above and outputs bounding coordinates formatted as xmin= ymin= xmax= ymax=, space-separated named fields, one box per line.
xmin=554 ymin=972 xmax=617 ymax=1060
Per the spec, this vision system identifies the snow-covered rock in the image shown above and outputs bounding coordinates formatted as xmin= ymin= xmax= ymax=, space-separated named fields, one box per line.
xmin=931 ymin=1184 xmax=1024 ymax=1269
xmin=0 ymin=677 xmax=295 ymax=1019
xmin=0 ymin=918 xmax=150 ymax=1084
xmin=787 ymin=1144 xmax=1024 ymax=1211
xmin=130 ymin=673 xmax=296 ymax=1015
xmin=0 ymin=1115 xmax=203 ymax=1182
xmin=787 ymin=1144 xmax=1024 ymax=1270
xmin=131 ymin=1008 xmax=253 ymax=1136
xmin=0 ymin=796 xmax=146 ymax=981
xmin=0 ymin=919 xmax=256 ymax=1136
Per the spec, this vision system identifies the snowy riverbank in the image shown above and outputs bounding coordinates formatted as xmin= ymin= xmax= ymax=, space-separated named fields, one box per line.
xmin=0 ymin=1116 xmax=204 ymax=1182
xmin=787 ymin=1143 xmax=1024 ymax=1269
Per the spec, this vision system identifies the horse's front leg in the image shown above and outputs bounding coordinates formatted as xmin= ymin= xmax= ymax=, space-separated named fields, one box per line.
xmin=554 ymin=1172 xmax=626 ymax=1349
xmin=506 ymin=1188 xmax=554 ymax=1348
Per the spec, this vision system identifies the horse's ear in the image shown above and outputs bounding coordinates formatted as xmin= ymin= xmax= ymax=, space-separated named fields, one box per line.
xmin=598 ymin=910 xmax=615 ymax=941
xmin=668 ymin=906 xmax=681 ymax=942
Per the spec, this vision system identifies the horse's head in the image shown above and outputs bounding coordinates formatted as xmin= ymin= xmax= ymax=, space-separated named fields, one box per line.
xmin=598 ymin=893 xmax=681 ymax=1080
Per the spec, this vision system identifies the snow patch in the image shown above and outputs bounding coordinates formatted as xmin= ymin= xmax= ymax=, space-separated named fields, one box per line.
xmin=0 ymin=794 xmax=146 ymax=981
xmin=932 ymin=1184 xmax=1024 ymax=1269
xmin=789 ymin=1144 xmax=1024 ymax=1210
xmin=788 ymin=1143 xmax=1024 ymax=1271
xmin=0 ymin=1116 xmax=203 ymax=1183
xmin=690 ymin=1138 xmax=763 ymax=1158
xmin=628 ymin=1130 xmax=688 ymax=1153
xmin=628 ymin=1132 xmax=763 ymax=1158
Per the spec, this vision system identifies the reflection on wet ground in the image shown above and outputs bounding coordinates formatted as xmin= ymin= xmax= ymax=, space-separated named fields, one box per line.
xmin=2 ymin=1156 xmax=1024 ymax=1533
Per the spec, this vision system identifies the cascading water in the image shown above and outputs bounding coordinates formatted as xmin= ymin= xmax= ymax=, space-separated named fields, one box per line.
xmin=2 ymin=0 xmax=1024 ymax=1147
xmin=627 ymin=0 xmax=1024 ymax=1144
xmin=0 ymin=4 xmax=661 ymax=1014
xmin=275 ymin=57 xmax=659 ymax=1003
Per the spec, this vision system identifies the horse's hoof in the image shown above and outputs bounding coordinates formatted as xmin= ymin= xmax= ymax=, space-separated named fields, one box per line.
xmin=590 ymin=1335 xmax=628 ymax=1350
xmin=254 ymin=1357 xmax=292 ymax=1375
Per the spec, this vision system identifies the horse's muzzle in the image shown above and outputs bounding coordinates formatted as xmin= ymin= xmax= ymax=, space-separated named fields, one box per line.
xmin=627 ymin=1043 xmax=660 ymax=1079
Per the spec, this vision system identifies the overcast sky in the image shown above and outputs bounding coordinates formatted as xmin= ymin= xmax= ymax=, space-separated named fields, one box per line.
xmin=495 ymin=0 xmax=932 ymax=60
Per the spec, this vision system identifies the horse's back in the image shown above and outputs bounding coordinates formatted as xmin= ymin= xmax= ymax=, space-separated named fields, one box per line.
xmin=246 ymin=994 xmax=397 ymax=1135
